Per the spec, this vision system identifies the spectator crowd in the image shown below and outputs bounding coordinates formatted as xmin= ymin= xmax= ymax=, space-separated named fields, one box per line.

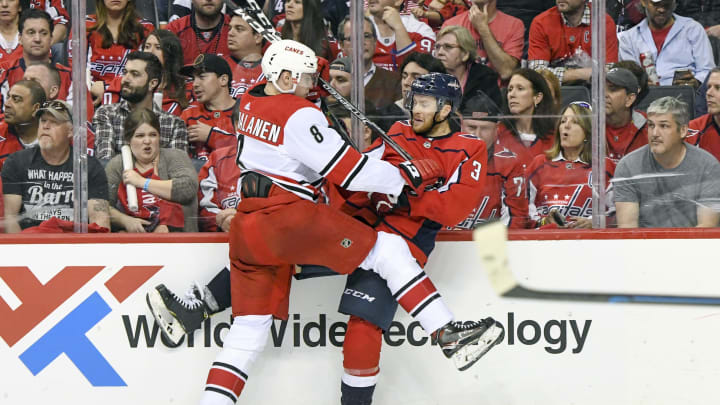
xmin=2 ymin=0 xmax=720 ymax=232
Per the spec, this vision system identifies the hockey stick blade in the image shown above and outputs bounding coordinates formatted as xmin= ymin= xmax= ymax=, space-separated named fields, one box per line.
xmin=472 ymin=221 xmax=720 ymax=305
xmin=224 ymin=0 xmax=414 ymax=160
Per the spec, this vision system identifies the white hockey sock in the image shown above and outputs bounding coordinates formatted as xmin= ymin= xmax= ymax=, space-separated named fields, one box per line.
xmin=359 ymin=231 xmax=453 ymax=334
xmin=200 ymin=315 xmax=272 ymax=405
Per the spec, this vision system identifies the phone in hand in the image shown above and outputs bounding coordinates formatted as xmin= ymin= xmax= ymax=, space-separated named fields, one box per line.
xmin=672 ymin=69 xmax=693 ymax=85
xmin=551 ymin=210 xmax=566 ymax=227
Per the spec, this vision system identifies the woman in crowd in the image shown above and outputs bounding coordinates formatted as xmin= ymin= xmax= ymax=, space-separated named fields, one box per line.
xmin=433 ymin=25 xmax=502 ymax=109
xmin=498 ymin=68 xmax=558 ymax=167
xmin=86 ymin=0 xmax=155 ymax=95
xmin=280 ymin=0 xmax=332 ymax=60
xmin=105 ymin=108 xmax=199 ymax=232
xmin=141 ymin=29 xmax=189 ymax=115
xmin=0 ymin=0 xmax=23 ymax=61
xmin=527 ymin=102 xmax=615 ymax=229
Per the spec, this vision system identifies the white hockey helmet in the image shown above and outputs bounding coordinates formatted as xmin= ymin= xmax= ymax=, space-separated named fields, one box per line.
xmin=261 ymin=39 xmax=318 ymax=94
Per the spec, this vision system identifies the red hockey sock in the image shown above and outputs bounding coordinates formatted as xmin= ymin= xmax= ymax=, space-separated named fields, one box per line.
xmin=343 ymin=316 xmax=382 ymax=378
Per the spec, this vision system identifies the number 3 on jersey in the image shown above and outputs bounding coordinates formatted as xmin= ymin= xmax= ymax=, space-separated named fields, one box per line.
xmin=470 ymin=160 xmax=483 ymax=181
xmin=310 ymin=125 xmax=324 ymax=143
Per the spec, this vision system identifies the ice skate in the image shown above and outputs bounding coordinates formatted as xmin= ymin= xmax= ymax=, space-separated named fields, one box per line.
xmin=432 ymin=317 xmax=504 ymax=371
xmin=146 ymin=283 xmax=208 ymax=345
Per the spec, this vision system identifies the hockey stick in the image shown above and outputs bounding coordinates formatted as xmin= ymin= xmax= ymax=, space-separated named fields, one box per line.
xmin=473 ymin=221 xmax=720 ymax=306
xmin=225 ymin=0 xmax=414 ymax=161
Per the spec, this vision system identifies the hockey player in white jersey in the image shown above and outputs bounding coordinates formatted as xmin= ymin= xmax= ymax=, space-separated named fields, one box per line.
xmin=156 ymin=39 xmax=502 ymax=405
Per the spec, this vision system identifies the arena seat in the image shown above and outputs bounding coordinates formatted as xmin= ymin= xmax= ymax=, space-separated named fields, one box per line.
xmin=635 ymin=85 xmax=696 ymax=119
xmin=560 ymin=85 xmax=591 ymax=108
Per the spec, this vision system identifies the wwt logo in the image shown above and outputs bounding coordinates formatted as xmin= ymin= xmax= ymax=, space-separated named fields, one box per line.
xmin=0 ymin=265 xmax=162 ymax=386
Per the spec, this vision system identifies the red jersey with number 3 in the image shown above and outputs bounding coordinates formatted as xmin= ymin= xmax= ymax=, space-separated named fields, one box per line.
xmin=181 ymin=101 xmax=237 ymax=160
xmin=450 ymin=144 xmax=529 ymax=230
xmin=346 ymin=121 xmax=488 ymax=265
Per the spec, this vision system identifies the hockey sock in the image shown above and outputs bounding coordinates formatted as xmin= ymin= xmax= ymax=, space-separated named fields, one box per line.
xmin=205 ymin=266 xmax=231 ymax=314
xmin=341 ymin=316 xmax=382 ymax=405
xmin=200 ymin=315 xmax=272 ymax=405
xmin=359 ymin=231 xmax=453 ymax=334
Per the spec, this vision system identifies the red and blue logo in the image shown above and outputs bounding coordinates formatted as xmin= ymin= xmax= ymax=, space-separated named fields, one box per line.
xmin=0 ymin=265 xmax=162 ymax=386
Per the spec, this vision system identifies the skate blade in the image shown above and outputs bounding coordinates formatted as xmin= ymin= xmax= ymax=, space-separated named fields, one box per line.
xmin=146 ymin=289 xmax=185 ymax=345
xmin=452 ymin=324 xmax=504 ymax=371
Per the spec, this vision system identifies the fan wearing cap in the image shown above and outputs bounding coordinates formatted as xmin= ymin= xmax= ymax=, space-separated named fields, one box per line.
xmin=180 ymin=54 xmax=238 ymax=160
xmin=606 ymin=67 xmax=648 ymax=163
xmin=453 ymin=93 xmax=529 ymax=229
xmin=1 ymin=99 xmax=110 ymax=233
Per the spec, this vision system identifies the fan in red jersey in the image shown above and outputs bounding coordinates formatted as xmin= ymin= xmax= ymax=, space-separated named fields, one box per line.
xmin=497 ymin=68 xmax=558 ymax=170
xmin=180 ymin=54 xmax=238 ymax=159
xmin=453 ymin=93 xmax=529 ymax=229
xmin=106 ymin=108 xmax=197 ymax=232
xmin=197 ymin=145 xmax=241 ymax=232
xmin=366 ymin=0 xmax=436 ymax=71
xmin=28 ymin=0 xmax=69 ymax=45
xmin=0 ymin=10 xmax=73 ymax=113
xmin=528 ymin=102 xmax=615 ymax=229
xmin=167 ymin=0 xmax=230 ymax=66
xmin=84 ymin=0 xmax=155 ymax=85
xmin=224 ymin=12 xmax=265 ymax=99
xmin=0 ymin=0 xmax=23 ymax=62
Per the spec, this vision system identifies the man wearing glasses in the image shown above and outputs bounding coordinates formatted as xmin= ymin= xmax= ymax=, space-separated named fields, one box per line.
xmin=1 ymin=100 xmax=110 ymax=233
xmin=337 ymin=16 xmax=401 ymax=111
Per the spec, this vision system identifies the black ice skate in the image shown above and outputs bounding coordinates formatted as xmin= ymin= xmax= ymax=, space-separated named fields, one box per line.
xmin=432 ymin=317 xmax=504 ymax=371
xmin=146 ymin=284 xmax=208 ymax=345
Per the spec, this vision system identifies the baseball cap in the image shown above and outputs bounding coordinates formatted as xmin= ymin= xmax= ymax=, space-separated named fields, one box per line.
xmin=180 ymin=54 xmax=232 ymax=79
xmin=330 ymin=56 xmax=352 ymax=73
xmin=459 ymin=92 xmax=501 ymax=122
xmin=35 ymin=100 xmax=72 ymax=123
xmin=606 ymin=67 xmax=639 ymax=94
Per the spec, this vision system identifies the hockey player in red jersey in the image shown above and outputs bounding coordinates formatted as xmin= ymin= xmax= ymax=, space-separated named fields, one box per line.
xmin=181 ymin=39 xmax=502 ymax=405
xmin=335 ymin=73 xmax=504 ymax=405
xmin=180 ymin=54 xmax=238 ymax=159
xmin=451 ymin=93 xmax=529 ymax=230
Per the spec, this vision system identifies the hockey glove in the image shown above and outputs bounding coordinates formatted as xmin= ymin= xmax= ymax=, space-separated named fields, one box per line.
xmin=399 ymin=159 xmax=443 ymax=194
xmin=369 ymin=191 xmax=410 ymax=216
